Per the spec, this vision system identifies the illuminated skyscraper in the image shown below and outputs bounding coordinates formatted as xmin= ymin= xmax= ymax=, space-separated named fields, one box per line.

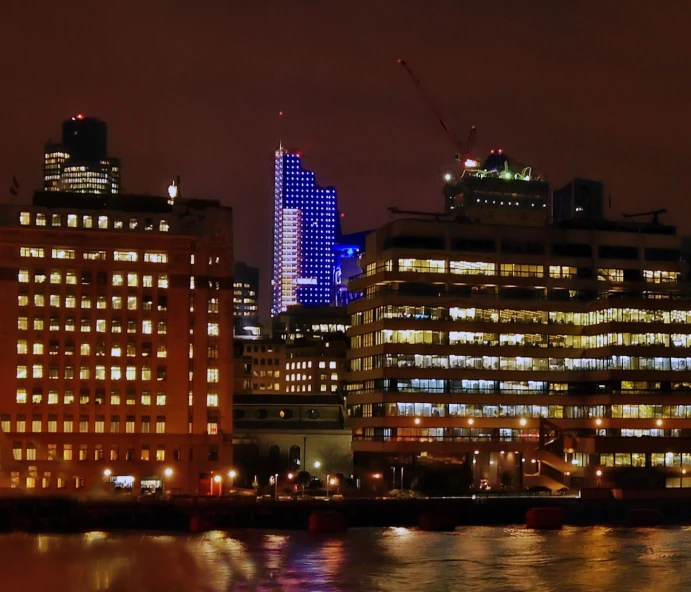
xmin=271 ymin=146 xmax=338 ymax=316
xmin=43 ymin=114 xmax=120 ymax=195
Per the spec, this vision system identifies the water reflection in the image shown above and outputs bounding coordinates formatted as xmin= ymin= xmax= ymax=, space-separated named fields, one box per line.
xmin=3 ymin=527 xmax=691 ymax=591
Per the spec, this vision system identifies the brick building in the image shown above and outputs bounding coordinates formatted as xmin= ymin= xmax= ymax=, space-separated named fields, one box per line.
xmin=0 ymin=191 xmax=234 ymax=494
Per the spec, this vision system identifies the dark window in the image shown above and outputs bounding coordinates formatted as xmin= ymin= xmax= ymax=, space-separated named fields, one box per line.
xmin=208 ymin=445 xmax=218 ymax=461
xmin=645 ymin=248 xmax=680 ymax=262
xmin=452 ymin=238 xmax=496 ymax=253
xmin=552 ymin=243 xmax=592 ymax=258
xmin=306 ymin=409 xmax=320 ymax=420
xmin=384 ymin=235 xmax=445 ymax=250
xmin=279 ymin=409 xmax=293 ymax=419
xmin=255 ymin=409 xmax=268 ymax=419
xmin=233 ymin=409 xmax=245 ymax=420
xmin=268 ymin=445 xmax=280 ymax=459
xmin=289 ymin=445 xmax=301 ymax=468
xmin=96 ymin=272 xmax=108 ymax=285
xmin=598 ymin=245 xmax=638 ymax=260
xmin=81 ymin=271 xmax=92 ymax=285
xmin=500 ymin=240 xmax=544 ymax=255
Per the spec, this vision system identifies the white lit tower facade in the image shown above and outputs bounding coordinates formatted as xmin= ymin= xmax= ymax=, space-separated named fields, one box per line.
xmin=271 ymin=146 xmax=338 ymax=316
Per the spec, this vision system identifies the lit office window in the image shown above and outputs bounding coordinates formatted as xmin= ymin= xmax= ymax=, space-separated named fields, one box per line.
xmin=33 ymin=342 xmax=44 ymax=355
xmin=20 ymin=247 xmax=45 ymax=258
xmin=36 ymin=213 xmax=46 ymax=226
xmin=207 ymin=394 xmax=219 ymax=407
xmin=127 ymin=273 xmax=138 ymax=287
xmin=114 ymin=250 xmax=137 ymax=262
xmin=156 ymin=392 xmax=166 ymax=406
xmin=17 ymin=340 xmax=27 ymax=355
xmin=83 ymin=215 xmax=93 ymax=228
xmin=16 ymin=388 xmax=27 ymax=403
xmin=207 ymin=368 xmax=219 ymax=383
xmin=112 ymin=272 xmax=124 ymax=286
xmin=98 ymin=216 xmax=108 ymax=229
xmin=19 ymin=212 xmax=31 ymax=225
xmin=18 ymin=269 xmax=29 ymax=283
xmin=144 ymin=252 xmax=167 ymax=263
xmin=158 ymin=274 xmax=169 ymax=289
xmin=52 ymin=248 xmax=75 ymax=260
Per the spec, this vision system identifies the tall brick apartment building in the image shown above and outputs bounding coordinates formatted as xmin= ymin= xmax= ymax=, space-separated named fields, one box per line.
xmin=0 ymin=191 xmax=233 ymax=494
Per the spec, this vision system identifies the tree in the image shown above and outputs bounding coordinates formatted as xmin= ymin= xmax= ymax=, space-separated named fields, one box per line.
xmin=296 ymin=471 xmax=311 ymax=495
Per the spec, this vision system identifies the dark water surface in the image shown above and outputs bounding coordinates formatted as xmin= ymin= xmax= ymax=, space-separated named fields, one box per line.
xmin=2 ymin=526 xmax=691 ymax=591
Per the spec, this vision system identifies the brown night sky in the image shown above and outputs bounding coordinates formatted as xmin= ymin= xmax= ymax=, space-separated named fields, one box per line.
xmin=1 ymin=1 xmax=690 ymax=316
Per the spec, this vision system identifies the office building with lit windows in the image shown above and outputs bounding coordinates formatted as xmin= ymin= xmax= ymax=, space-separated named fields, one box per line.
xmin=233 ymin=261 xmax=260 ymax=337
xmin=347 ymin=216 xmax=691 ymax=490
xmin=44 ymin=115 xmax=120 ymax=195
xmin=271 ymin=146 xmax=338 ymax=316
xmin=0 ymin=191 xmax=233 ymax=494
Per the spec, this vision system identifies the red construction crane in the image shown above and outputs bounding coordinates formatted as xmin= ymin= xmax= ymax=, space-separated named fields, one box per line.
xmin=398 ymin=59 xmax=477 ymax=166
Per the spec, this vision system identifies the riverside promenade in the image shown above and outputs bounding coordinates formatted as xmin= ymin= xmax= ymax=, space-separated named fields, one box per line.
xmin=2 ymin=489 xmax=691 ymax=532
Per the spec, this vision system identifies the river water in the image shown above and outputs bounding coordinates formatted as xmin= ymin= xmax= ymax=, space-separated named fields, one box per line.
xmin=2 ymin=526 xmax=690 ymax=591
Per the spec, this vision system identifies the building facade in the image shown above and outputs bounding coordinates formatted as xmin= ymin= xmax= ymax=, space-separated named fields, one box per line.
xmin=443 ymin=151 xmax=549 ymax=226
xmin=0 ymin=191 xmax=234 ymax=494
xmin=233 ymin=261 xmax=259 ymax=337
xmin=271 ymin=146 xmax=338 ymax=316
xmin=233 ymin=394 xmax=351 ymax=482
xmin=44 ymin=115 xmax=120 ymax=195
xmin=347 ymin=216 xmax=691 ymax=490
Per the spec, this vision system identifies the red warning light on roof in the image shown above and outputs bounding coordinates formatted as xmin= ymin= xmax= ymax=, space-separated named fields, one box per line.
xmin=490 ymin=149 xmax=495 ymax=154
xmin=76 ymin=113 xmax=85 ymax=120
xmin=295 ymin=152 xmax=301 ymax=157
xmin=279 ymin=111 xmax=284 ymax=116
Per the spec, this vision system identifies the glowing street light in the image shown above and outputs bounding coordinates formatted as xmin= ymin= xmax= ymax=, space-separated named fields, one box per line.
xmin=287 ymin=473 xmax=294 ymax=480
xmin=228 ymin=470 xmax=237 ymax=490
xmin=414 ymin=417 xmax=421 ymax=425
xmin=596 ymin=470 xmax=602 ymax=477
xmin=519 ymin=418 xmax=527 ymax=427
xmin=213 ymin=475 xmax=222 ymax=483
xmin=103 ymin=469 xmax=112 ymax=477
xmin=443 ymin=172 xmax=453 ymax=182
xmin=164 ymin=468 xmax=173 ymax=477
xmin=467 ymin=418 xmax=474 ymax=425
xmin=595 ymin=418 xmax=602 ymax=426
xmin=656 ymin=419 xmax=663 ymax=427
xmin=314 ymin=461 xmax=321 ymax=469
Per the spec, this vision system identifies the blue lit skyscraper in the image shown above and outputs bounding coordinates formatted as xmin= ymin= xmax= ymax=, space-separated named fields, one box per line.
xmin=272 ymin=146 xmax=338 ymax=316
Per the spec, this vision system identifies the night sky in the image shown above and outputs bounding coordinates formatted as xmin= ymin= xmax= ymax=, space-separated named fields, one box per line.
xmin=2 ymin=1 xmax=690 ymax=317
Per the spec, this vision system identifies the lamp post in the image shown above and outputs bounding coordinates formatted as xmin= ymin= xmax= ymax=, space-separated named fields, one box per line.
xmin=682 ymin=468 xmax=687 ymax=488
xmin=274 ymin=473 xmax=279 ymax=501
xmin=228 ymin=470 xmax=237 ymax=493
xmin=162 ymin=467 xmax=172 ymax=494
xmin=596 ymin=469 xmax=602 ymax=488
xmin=391 ymin=467 xmax=396 ymax=490
xmin=213 ymin=474 xmax=222 ymax=497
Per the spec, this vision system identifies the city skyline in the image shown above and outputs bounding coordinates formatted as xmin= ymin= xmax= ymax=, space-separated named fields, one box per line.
xmin=1 ymin=2 xmax=689 ymax=318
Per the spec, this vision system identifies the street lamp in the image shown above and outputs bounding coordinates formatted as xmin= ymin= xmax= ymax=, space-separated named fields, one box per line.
xmin=103 ymin=469 xmax=112 ymax=477
xmin=213 ymin=474 xmax=222 ymax=497
xmin=228 ymin=470 xmax=237 ymax=491
xmin=596 ymin=469 xmax=602 ymax=488
xmin=314 ymin=461 xmax=321 ymax=469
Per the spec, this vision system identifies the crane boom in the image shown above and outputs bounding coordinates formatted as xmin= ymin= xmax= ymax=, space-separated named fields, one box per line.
xmin=398 ymin=59 xmax=476 ymax=162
